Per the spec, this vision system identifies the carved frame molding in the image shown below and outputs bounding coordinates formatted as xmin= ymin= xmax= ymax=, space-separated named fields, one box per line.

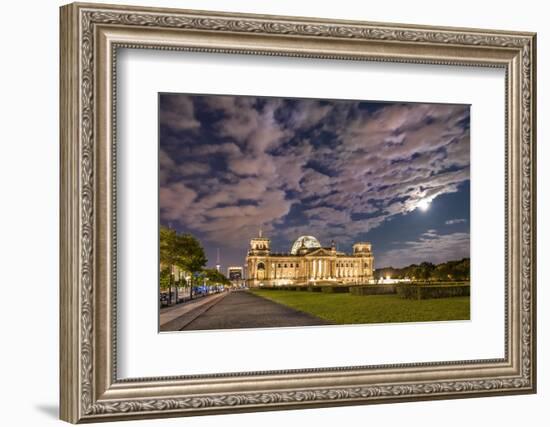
xmin=60 ymin=2 xmax=536 ymax=423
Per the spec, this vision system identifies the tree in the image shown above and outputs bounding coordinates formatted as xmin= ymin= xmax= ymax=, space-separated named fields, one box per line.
xmin=408 ymin=264 xmax=421 ymax=281
xmin=203 ymin=268 xmax=231 ymax=286
xmin=432 ymin=263 xmax=451 ymax=281
xmin=374 ymin=258 xmax=470 ymax=283
xmin=159 ymin=226 xmax=207 ymax=303
xmin=160 ymin=226 xmax=178 ymax=303
xmin=159 ymin=267 xmax=171 ymax=290
xmin=453 ymin=258 xmax=470 ymax=281
xmin=417 ymin=262 xmax=435 ymax=281
xmin=160 ymin=226 xmax=178 ymax=267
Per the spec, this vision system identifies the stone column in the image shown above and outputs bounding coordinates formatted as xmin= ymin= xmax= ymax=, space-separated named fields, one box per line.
xmin=315 ymin=259 xmax=321 ymax=279
xmin=318 ymin=259 xmax=321 ymax=279
xmin=315 ymin=259 xmax=319 ymax=279
xmin=315 ymin=259 xmax=321 ymax=280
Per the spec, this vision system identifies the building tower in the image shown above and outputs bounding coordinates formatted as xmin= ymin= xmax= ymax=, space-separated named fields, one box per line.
xmin=245 ymin=228 xmax=271 ymax=287
xmin=216 ymin=248 xmax=221 ymax=272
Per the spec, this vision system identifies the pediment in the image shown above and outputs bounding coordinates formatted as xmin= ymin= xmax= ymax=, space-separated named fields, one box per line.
xmin=304 ymin=248 xmax=333 ymax=257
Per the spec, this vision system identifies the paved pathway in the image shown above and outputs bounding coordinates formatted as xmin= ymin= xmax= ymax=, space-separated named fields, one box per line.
xmin=160 ymin=292 xmax=228 ymax=331
xmin=181 ymin=291 xmax=330 ymax=331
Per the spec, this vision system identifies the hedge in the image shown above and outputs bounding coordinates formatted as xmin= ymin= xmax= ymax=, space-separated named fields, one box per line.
xmin=321 ymin=285 xmax=351 ymax=293
xmin=349 ymin=285 xmax=396 ymax=296
xmin=396 ymin=283 xmax=470 ymax=300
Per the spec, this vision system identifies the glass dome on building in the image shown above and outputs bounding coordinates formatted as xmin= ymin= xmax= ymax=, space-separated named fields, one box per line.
xmin=290 ymin=235 xmax=321 ymax=255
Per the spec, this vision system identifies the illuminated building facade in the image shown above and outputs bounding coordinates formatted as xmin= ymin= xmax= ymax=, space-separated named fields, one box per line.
xmin=227 ymin=266 xmax=244 ymax=285
xmin=246 ymin=232 xmax=374 ymax=287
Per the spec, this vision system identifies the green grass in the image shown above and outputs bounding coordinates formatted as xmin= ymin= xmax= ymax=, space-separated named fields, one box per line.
xmin=250 ymin=290 xmax=470 ymax=324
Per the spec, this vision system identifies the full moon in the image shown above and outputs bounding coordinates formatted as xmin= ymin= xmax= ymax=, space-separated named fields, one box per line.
xmin=417 ymin=198 xmax=431 ymax=211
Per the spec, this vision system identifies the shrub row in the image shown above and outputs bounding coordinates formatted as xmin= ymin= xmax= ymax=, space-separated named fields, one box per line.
xmin=396 ymin=283 xmax=470 ymax=300
xmin=259 ymin=285 xmax=348 ymax=292
xmin=257 ymin=283 xmax=469 ymax=300
xmin=349 ymin=285 xmax=396 ymax=296
xmin=321 ymin=286 xmax=351 ymax=293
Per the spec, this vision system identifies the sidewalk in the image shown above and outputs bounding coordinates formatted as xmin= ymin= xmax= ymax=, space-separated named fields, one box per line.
xmin=159 ymin=291 xmax=229 ymax=331
xmin=180 ymin=290 xmax=330 ymax=331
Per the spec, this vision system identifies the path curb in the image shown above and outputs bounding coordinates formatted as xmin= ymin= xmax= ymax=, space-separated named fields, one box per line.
xmin=160 ymin=292 xmax=229 ymax=332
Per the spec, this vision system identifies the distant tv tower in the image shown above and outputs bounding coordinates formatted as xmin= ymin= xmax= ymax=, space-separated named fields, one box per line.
xmin=216 ymin=248 xmax=221 ymax=272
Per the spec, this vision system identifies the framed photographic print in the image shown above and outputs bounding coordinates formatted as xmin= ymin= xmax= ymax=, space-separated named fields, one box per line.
xmin=158 ymin=93 xmax=472 ymax=332
xmin=60 ymin=2 xmax=537 ymax=423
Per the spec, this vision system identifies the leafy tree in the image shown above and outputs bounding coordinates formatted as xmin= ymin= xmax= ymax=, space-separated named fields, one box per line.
xmin=203 ymin=268 xmax=231 ymax=286
xmin=160 ymin=226 xmax=178 ymax=267
xmin=159 ymin=225 xmax=207 ymax=302
xmin=375 ymin=258 xmax=470 ymax=283
xmin=433 ymin=263 xmax=451 ymax=281
xmin=159 ymin=267 xmax=171 ymax=290
xmin=173 ymin=234 xmax=207 ymax=274
xmin=418 ymin=262 xmax=435 ymax=281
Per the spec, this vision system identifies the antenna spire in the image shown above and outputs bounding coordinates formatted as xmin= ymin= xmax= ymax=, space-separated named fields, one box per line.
xmin=259 ymin=225 xmax=263 ymax=238
xmin=216 ymin=248 xmax=221 ymax=272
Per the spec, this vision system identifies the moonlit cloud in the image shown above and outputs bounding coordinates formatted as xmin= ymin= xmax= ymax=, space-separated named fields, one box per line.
xmin=159 ymin=93 xmax=470 ymax=267
xmin=446 ymin=218 xmax=467 ymax=225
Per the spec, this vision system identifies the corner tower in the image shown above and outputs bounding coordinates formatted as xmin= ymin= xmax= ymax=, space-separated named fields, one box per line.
xmin=246 ymin=229 xmax=271 ymax=287
xmin=352 ymin=242 xmax=374 ymax=282
xmin=249 ymin=229 xmax=271 ymax=253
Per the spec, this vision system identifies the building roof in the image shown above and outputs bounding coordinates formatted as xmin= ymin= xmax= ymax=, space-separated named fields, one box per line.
xmin=290 ymin=235 xmax=321 ymax=254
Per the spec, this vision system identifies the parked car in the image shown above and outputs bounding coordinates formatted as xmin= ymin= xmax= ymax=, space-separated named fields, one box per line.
xmin=193 ymin=285 xmax=208 ymax=295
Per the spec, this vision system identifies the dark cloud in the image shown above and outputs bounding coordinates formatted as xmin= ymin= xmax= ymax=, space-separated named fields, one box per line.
xmin=159 ymin=94 xmax=470 ymax=266
xmin=159 ymin=95 xmax=200 ymax=131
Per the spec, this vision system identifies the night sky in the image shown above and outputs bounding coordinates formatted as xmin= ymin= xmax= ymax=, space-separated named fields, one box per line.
xmin=159 ymin=93 xmax=470 ymax=270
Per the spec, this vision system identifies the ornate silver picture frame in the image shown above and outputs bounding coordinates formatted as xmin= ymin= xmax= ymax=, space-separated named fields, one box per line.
xmin=60 ymin=2 xmax=536 ymax=423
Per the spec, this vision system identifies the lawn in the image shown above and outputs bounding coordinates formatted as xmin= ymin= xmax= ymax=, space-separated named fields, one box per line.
xmin=250 ymin=290 xmax=470 ymax=325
